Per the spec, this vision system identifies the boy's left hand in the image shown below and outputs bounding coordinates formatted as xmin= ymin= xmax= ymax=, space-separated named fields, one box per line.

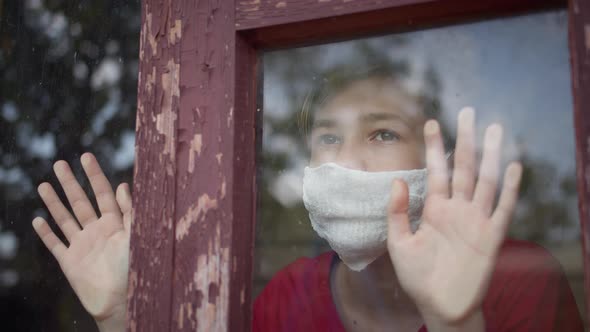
xmin=386 ymin=108 xmax=522 ymax=329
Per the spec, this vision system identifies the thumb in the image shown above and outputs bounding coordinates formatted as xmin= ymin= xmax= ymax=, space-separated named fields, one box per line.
xmin=116 ymin=183 xmax=133 ymax=232
xmin=387 ymin=179 xmax=411 ymax=243
xmin=116 ymin=182 xmax=132 ymax=215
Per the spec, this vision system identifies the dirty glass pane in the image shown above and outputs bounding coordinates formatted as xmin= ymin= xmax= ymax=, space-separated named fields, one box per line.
xmin=1 ymin=1 xmax=138 ymax=331
xmin=255 ymin=9 xmax=586 ymax=331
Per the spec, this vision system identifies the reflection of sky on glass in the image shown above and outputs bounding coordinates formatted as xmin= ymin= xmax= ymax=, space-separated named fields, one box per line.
xmin=397 ymin=11 xmax=572 ymax=172
xmin=264 ymin=9 xmax=574 ymax=207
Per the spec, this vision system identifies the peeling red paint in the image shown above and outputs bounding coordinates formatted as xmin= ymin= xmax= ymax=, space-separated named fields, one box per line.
xmin=241 ymin=0 xmax=261 ymax=12
xmin=175 ymin=194 xmax=219 ymax=241
xmin=175 ymin=221 xmax=231 ymax=331
xmin=169 ymin=19 xmax=182 ymax=45
xmin=188 ymin=134 xmax=203 ymax=173
xmin=128 ymin=1 xmax=179 ymax=330
xmin=146 ymin=67 xmax=156 ymax=95
xmin=227 ymin=107 xmax=234 ymax=128
xmin=167 ymin=1 xmax=257 ymax=331
xmin=145 ymin=11 xmax=157 ymax=56
xmin=236 ymin=0 xmax=562 ymax=49
xmin=220 ymin=178 xmax=227 ymax=199
xmin=156 ymin=59 xmax=180 ymax=165
xmin=191 ymin=225 xmax=230 ymax=331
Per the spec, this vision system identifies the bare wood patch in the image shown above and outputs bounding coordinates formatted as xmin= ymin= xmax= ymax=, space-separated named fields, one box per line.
xmin=188 ymin=134 xmax=203 ymax=173
xmin=175 ymin=224 xmax=230 ymax=331
xmin=169 ymin=19 xmax=182 ymax=45
xmin=145 ymin=11 xmax=157 ymax=56
xmin=175 ymin=194 xmax=219 ymax=241
xmin=156 ymin=59 xmax=180 ymax=164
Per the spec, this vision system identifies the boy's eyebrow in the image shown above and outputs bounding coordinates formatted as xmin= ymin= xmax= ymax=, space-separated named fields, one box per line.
xmin=361 ymin=112 xmax=407 ymax=123
xmin=311 ymin=118 xmax=336 ymax=129
xmin=312 ymin=112 xmax=410 ymax=129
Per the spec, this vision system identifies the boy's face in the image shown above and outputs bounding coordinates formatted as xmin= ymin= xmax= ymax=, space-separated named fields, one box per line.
xmin=309 ymin=79 xmax=425 ymax=172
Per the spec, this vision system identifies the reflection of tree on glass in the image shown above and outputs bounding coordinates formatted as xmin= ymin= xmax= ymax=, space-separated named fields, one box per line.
xmin=253 ymin=74 xmax=584 ymax=331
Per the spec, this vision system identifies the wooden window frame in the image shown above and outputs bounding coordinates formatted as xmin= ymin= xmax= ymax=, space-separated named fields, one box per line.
xmin=128 ymin=0 xmax=590 ymax=331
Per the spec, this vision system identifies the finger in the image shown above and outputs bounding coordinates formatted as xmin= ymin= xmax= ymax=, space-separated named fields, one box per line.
xmin=473 ymin=124 xmax=503 ymax=215
xmin=116 ymin=183 xmax=132 ymax=215
xmin=491 ymin=162 xmax=523 ymax=236
xmin=81 ymin=153 xmax=120 ymax=216
xmin=37 ymin=183 xmax=81 ymax=241
xmin=123 ymin=207 xmax=133 ymax=232
xmin=424 ymin=120 xmax=449 ymax=198
xmin=452 ymin=107 xmax=476 ymax=200
xmin=387 ymin=179 xmax=411 ymax=243
xmin=32 ymin=217 xmax=67 ymax=261
xmin=53 ymin=160 xmax=98 ymax=227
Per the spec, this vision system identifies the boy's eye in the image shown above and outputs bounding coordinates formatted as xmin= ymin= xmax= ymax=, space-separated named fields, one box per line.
xmin=318 ymin=134 xmax=341 ymax=145
xmin=372 ymin=130 xmax=400 ymax=142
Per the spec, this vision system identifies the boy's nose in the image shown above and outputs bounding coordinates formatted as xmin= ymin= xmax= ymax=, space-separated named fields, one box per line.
xmin=334 ymin=141 xmax=367 ymax=171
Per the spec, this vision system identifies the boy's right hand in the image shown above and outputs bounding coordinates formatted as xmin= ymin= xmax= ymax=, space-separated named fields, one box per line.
xmin=33 ymin=153 xmax=130 ymax=331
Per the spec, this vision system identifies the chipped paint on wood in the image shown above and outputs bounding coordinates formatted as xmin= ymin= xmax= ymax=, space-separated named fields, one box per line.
xmin=128 ymin=1 xmax=180 ymax=331
xmin=145 ymin=10 xmax=157 ymax=56
xmin=194 ymin=238 xmax=230 ymax=330
xmin=127 ymin=269 xmax=138 ymax=332
xmin=131 ymin=0 xmax=260 ymax=330
xmin=235 ymin=0 xmax=433 ymax=30
xmin=175 ymin=224 xmax=230 ymax=331
xmin=240 ymin=0 xmax=261 ymax=12
xmin=236 ymin=0 xmax=563 ymax=49
xmin=170 ymin=1 xmax=259 ymax=330
xmin=169 ymin=19 xmax=182 ymax=45
xmin=188 ymin=134 xmax=203 ymax=173
xmin=227 ymin=107 xmax=234 ymax=128
xmin=156 ymin=59 xmax=180 ymax=164
xmin=220 ymin=178 xmax=227 ymax=199
xmin=145 ymin=66 xmax=156 ymax=95
xmin=176 ymin=194 xmax=219 ymax=241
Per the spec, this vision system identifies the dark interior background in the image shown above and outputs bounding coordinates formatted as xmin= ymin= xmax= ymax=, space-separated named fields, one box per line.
xmin=1 ymin=1 xmax=138 ymax=330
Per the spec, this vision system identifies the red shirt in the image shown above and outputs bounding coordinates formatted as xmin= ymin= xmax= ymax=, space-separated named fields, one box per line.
xmin=253 ymin=239 xmax=584 ymax=332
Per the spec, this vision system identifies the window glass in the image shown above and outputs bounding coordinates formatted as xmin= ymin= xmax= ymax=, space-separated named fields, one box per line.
xmin=1 ymin=1 xmax=138 ymax=331
xmin=255 ymin=9 xmax=586 ymax=330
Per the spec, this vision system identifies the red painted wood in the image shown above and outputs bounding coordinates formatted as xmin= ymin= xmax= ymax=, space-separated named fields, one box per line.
xmin=169 ymin=0 xmax=258 ymax=330
xmin=569 ymin=0 xmax=590 ymax=323
xmin=127 ymin=1 xmax=178 ymax=331
xmin=235 ymin=0 xmax=432 ymax=29
xmin=238 ymin=0 xmax=564 ymax=49
xmin=129 ymin=0 xmax=257 ymax=331
xmin=228 ymin=34 xmax=259 ymax=332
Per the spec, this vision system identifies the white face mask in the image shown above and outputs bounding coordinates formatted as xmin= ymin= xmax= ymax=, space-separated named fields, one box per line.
xmin=302 ymin=163 xmax=427 ymax=271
